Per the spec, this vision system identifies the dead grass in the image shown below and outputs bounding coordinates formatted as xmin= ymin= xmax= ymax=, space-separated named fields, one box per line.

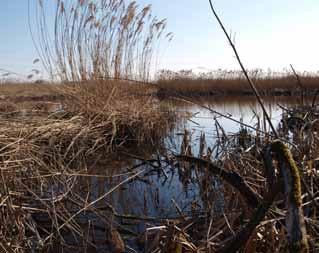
xmin=0 ymin=0 xmax=177 ymax=251
xmin=0 ymin=80 xmax=173 ymax=146
xmin=144 ymin=105 xmax=319 ymax=252
xmin=0 ymin=80 xmax=176 ymax=252
xmin=1 ymin=0 xmax=313 ymax=250
xmin=61 ymin=81 xmax=174 ymax=146
xmin=0 ymin=82 xmax=57 ymax=97
xmin=157 ymin=70 xmax=319 ymax=96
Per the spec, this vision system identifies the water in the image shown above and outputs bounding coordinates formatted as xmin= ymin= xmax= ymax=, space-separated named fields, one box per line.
xmin=117 ymin=97 xmax=298 ymax=214
xmin=60 ymin=96 xmax=305 ymax=251
xmin=166 ymin=96 xmax=291 ymax=156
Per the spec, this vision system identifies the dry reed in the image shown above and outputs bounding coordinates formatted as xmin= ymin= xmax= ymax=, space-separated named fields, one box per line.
xmin=0 ymin=86 xmax=175 ymax=252
xmin=157 ymin=69 xmax=319 ymax=97
xmin=32 ymin=0 xmax=172 ymax=82
xmin=144 ymin=105 xmax=319 ymax=252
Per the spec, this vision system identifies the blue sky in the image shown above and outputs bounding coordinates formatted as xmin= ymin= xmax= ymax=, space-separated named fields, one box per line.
xmin=1 ymin=0 xmax=319 ymax=77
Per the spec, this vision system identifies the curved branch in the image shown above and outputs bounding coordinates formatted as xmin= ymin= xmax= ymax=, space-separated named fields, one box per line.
xmin=176 ymin=155 xmax=261 ymax=209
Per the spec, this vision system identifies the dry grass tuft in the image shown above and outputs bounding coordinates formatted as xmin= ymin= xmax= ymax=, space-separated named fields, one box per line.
xmin=56 ymin=80 xmax=174 ymax=146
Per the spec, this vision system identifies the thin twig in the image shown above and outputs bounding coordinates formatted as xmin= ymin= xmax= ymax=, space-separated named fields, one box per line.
xmin=208 ymin=0 xmax=278 ymax=138
xmin=290 ymin=64 xmax=304 ymax=105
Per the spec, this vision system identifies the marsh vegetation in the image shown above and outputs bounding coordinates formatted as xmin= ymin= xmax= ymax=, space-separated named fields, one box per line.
xmin=157 ymin=69 xmax=319 ymax=98
xmin=0 ymin=0 xmax=319 ymax=252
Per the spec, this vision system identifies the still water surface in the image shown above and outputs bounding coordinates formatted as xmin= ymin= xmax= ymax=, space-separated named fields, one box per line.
xmin=75 ymin=97 xmax=303 ymax=251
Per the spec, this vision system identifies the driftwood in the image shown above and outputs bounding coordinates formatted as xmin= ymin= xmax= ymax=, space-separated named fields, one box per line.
xmin=176 ymin=155 xmax=260 ymax=209
xmin=218 ymin=143 xmax=280 ymax=252
xmin=219 ymin=182 xmax=281 ymax=253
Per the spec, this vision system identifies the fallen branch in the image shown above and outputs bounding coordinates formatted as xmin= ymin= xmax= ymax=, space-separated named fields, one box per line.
xmin=176 ymin=155 xmax=261 ymax=209
xmin=219 ymin=182 xmax=280 ymax=253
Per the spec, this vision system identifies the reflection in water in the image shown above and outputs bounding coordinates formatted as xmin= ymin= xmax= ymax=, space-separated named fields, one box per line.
xmin=81 ymin=157 xmax=225 ymax=251
xmin=53 ymin=97 xmax=305 ymax=251
xmin=166 ymin=96 xmax=303 ymax=155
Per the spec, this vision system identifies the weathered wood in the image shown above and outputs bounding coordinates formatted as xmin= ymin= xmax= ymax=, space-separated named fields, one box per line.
xmin=219 ymin=144 xmax=280 ymax=253
xmin=219 ymin=182 xmax=280 ymax=253
xmin=223 ymin=141 xmax=309 ymax=253
xmin=176 ymin=155 xmax=260 ymax=209
xmin=271 ymin=140 xmax=309 ymax=253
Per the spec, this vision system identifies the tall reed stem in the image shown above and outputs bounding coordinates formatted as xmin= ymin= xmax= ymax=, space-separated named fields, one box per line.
xmin=208 ymin=0 xmax=278 ymax=138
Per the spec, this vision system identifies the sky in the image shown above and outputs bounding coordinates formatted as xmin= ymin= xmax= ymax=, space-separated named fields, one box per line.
xmin=1 ymin=0 xmax=319 ymax=78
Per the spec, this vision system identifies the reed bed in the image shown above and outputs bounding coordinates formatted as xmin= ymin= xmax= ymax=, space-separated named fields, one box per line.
xmin=0 ymin=117 xmax=132 ymax=252
xmin=0 ymin=82 xmax=174 ymax=150
xmin=157 ymin=69 xmax=319 ymax=97
xmin=33 ymin=0 xmax=172 ymax=82
xmin=62 ymin=81 xmax=173 ymax=143
xmin=3 ymin=97 xmax=319 ymax=252
xmin=0 ymin=1 xmax=178 ymax=249
xmin=0 ymin=81 xmax=176 ymax=252
xmin=2 ymin=0 xmax=316 ymax=252
xmin=0 ymin=82 xmax=57 ymax=99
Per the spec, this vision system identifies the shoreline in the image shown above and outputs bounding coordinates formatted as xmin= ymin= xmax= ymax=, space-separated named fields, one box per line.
xmin=156 ymin=87 xmax=319 ymax=99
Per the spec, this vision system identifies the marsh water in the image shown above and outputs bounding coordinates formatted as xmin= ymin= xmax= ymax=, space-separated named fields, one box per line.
xmin=69 ymin=96 xmax=304 ymax=251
